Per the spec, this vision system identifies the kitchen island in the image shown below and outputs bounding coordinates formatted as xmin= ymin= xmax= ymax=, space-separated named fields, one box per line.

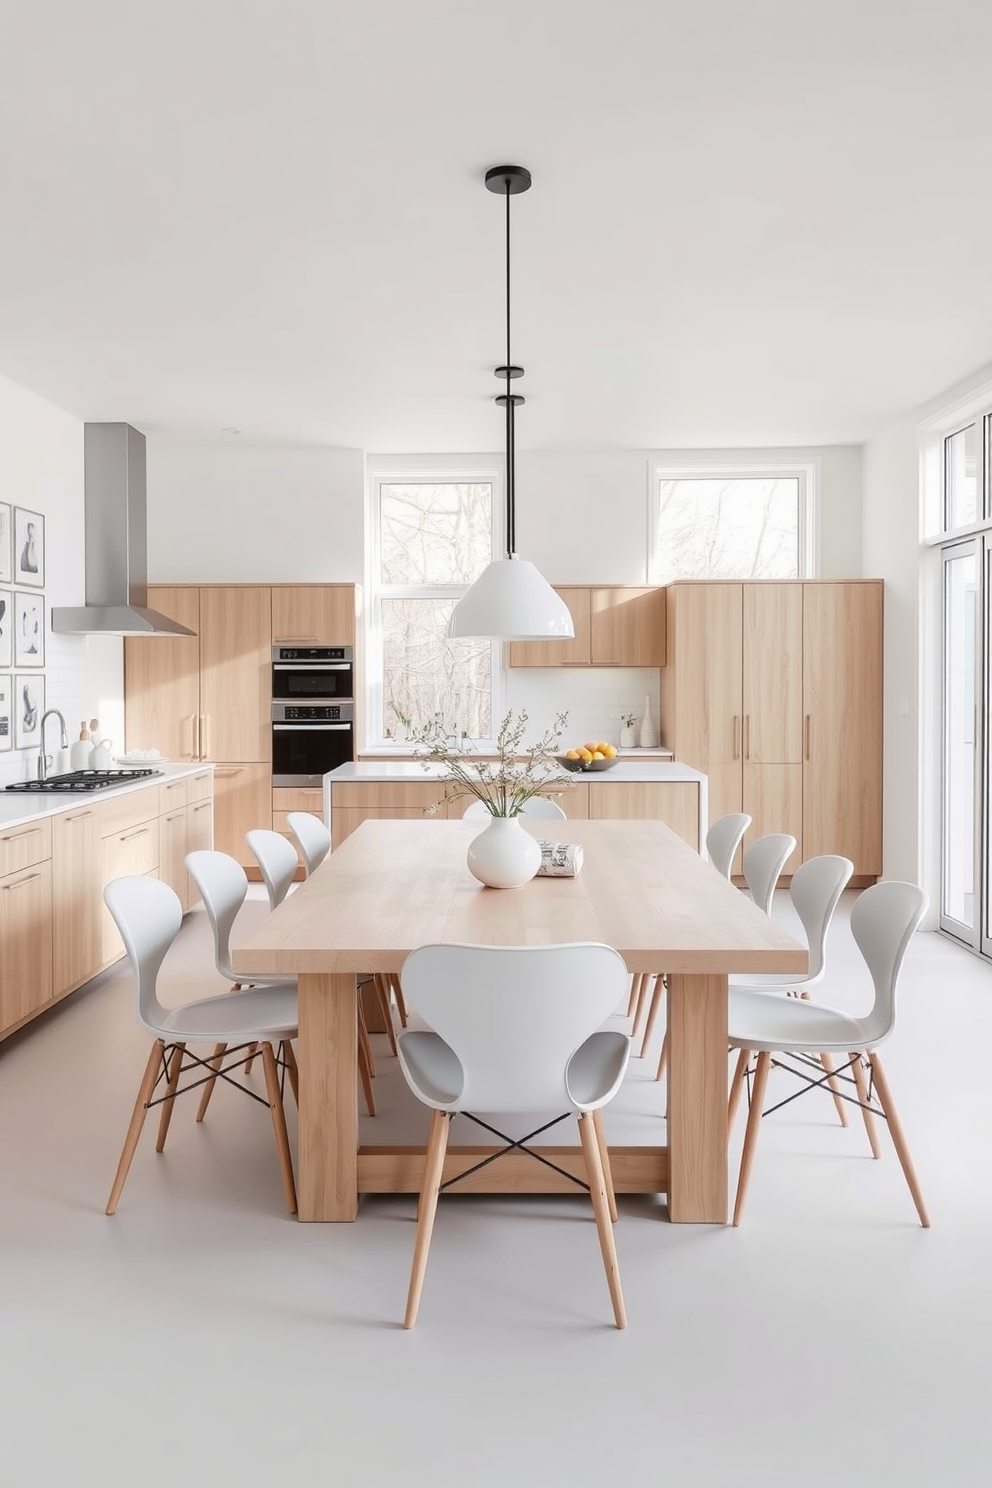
xmin=324 ymin=759 xmax=708 ymax=853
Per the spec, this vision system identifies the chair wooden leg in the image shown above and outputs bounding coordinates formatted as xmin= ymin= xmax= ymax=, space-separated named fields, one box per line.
xmin=261 ymin=1042 xmax=298 ymax=1215
xmin=818 ymin=1052 xmax=849 ymax=1128
xmin=282 ymin=1040 xmax=300 ymax=1107
xmin=591 ymin=1107 xmax=618 ymax=1222
xmin=357 ymin=1016 xmax=377 ymax=1117
xmin=154 ymin=1042 xmax=186 ymax=1153
xmin=640 ymin=975 xmax=665 ymax=1059
xmin=631 ymin=975 xmax=651 ymax=1044
xmin=195 ymin=1043 xmax=227 ymax=1122
xmin=727 ymin=1047 xmax=751 ymax=1135
xmin=106 ymin=1040 xmax=164 ymax=1216
xmin=577 ymin=1111 xmax=627 ymax=1329
xmin=850 ymin=1052 xmax=882 ymax=1158
xmin=404 ymin=1109 xmax=451 ymax=1328
xmin=655 ymin=1029 xmax=669 ymax=1083
xmin=373 ymin=974 xmax=398 ymax=1056
xmin=244 ymin=1041 xmax=258 ymax=1075
xmin=389 ymin=973 xmax=408 ymax=1028
xmin=626 ymin=972 xmax=643 ymax=1019
xmin=733 ymin=1050 xmax=771 ymax=1226
xmin=867 ymin=1052 xmax=930 ymax=1228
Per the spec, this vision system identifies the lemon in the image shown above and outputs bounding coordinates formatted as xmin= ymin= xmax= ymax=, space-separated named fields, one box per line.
xmin=591 ymin=750 xmax=605 ymax=760
xmin=602 ymin=744 xmax=617 ymax=758
xmin=597 ymin=742 xmax=611 ymax=755
xmin=565 ymin=749 xmax=580 ymax=760
xmin=577 ymin=747 xmax=593 ymax=761
xmin=583 ymin=742 xmax=599 ymax=754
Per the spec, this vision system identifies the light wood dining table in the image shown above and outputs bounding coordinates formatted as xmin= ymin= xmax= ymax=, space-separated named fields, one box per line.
xmin=233 ymin=818 xmax=807 ymax=1223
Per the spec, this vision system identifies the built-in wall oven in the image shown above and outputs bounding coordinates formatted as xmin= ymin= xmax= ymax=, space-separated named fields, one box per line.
xmin=271 ymin=646 xmax=355 ymax=787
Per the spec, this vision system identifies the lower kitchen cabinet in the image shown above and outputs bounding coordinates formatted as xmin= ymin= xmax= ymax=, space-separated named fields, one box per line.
xmin=0 ymin=857 xmax=53 ymax=1033
xmin=211 ymin=763 xmax=270 ymax=868
xmin=52 ymin=805 xmax=104 ymax=997
xmin=159 ymin=803 xmax=189 ymax=912
xmin=329 ymin=782 xmax=448 ymax=849
xmin=185 ymin=773 xmax=215 ymax=904
xmin=586 ymin=781 xmax=701 ymax=849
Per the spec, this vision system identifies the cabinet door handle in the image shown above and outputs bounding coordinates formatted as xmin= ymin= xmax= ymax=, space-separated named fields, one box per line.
xmin=744 ymin=715 xmax=751 ymax=760
xmin=164 ymin=811 xmax=185 ymax=824
xmin=64 ymin=809 xmax=95 ymax=823
xmin=213 ymin=767 xmax=245 ymax=778
xmin=804 ymin=715 xmax=811 ymax=760
xmin=2 ymin=871 xmax=42 ymax=892
xmin=192 ymin=801 xmax=211 ymax=813
xmin=733 ymin=715 xmax=740 ymax=760
xmin=274 ymin=634 xmax=318 ymax=642
xmin=119 ymin=826 xmax=151 ymax=842
xmin=0 ymin=825 xmax=42 ymax=844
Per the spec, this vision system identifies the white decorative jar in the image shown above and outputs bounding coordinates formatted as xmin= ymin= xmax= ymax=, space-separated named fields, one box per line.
xmin=466 ymin=815 xmax=542 ymax=889
xmin=639 ymin=694 xmax=659 ymax=750
xmin=619 ymin=724 xmax=637 ymax=750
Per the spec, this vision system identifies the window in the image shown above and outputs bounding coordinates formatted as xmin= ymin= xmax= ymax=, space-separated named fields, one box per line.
xmin=367 ymin=467 xmax=500 ymax=746
xmin=648 ymin=468 xmax=811 ymax=583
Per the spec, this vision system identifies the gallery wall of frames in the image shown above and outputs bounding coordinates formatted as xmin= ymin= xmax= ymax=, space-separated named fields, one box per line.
xmin=0 ymin=502 xmax=47 ymax=754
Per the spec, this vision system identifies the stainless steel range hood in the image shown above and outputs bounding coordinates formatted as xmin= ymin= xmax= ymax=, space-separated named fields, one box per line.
xmin=52 ymin=422 xmax=196 ymax=637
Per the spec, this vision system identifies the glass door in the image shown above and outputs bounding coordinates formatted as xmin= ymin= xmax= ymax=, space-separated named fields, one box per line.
xmin=941 ymin=541 xmax=981 ymax=945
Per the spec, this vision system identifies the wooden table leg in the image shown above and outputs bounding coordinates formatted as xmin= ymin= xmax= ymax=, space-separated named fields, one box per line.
xmin=666 ymin=972 xmax=728 ymax=1223
xmin=297 ymin=971 xmax=359 ymax=1221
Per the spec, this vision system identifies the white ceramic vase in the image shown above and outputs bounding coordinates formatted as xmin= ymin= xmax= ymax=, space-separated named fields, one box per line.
xmin=619 ymin=724 xmax=637 ymax=750
xmin=639 ymin=695 xmax=658 ymax=750
xmin=466 ymin=815 xmax=542 ymax=889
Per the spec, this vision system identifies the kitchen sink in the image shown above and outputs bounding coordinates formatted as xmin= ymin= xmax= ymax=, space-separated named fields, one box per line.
xmin=3 ymin=768 xmax=164 ymax=793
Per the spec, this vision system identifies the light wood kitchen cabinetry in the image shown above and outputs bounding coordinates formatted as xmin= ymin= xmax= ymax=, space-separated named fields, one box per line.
xmin=586 ymin=780 xmax=701 ymax=849
xmin=661 ymin=581 xmax=882 ymax=877
xmin=212 ymin=764 xmax=271 ymax=869
xmin=0 ymin=843 xmax=53 ymax=1034
xmin=52 ymin=806 xmax=103 ymax=996
xmin=125 ymin=586 xmax=201 ymax=761
xmin=329 ymin=781 xmax=447 ymax=850
xmin=158 ymin=777 xmax=189 ymax=912
xmin=185 ymin=773 xmax=215 ymax=905
xmin=198 ymin=586 xmax=271 ymax=763
xmin=802 ymin=583 xmax=883 ymax=874
xmin=271 ymin=586 xmax=358 ymax=645
xmin=507 ymin=586 xmax=666 ymax=668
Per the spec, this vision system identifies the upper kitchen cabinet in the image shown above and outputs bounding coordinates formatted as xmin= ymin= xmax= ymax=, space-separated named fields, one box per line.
xmin=271 ymin=585 xmax=360 ymax=646
xmin=124 ymin=586 xmax=201 ymax=761
xmin=507 ymin=586 xmax=665 ymax=667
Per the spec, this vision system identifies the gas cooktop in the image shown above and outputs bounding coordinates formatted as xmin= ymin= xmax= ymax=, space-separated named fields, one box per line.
xmin=4 ymin=768 xmax=164 ymax=794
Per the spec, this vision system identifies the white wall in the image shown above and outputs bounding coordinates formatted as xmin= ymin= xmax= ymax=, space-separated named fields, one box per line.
xmin=862 ymin=417 xmax=921 ymax=886
xmin=146 ymin=439 xmax=365 ymax=582
xmin=0 ymin=374 xmax=94 ymax=783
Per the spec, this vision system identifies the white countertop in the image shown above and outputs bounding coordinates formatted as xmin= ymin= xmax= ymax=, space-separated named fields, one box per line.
xmin=326 ymin=759 xmax=705 ymax=786
xmin=0 ymin=761 xmax=213 ymax=832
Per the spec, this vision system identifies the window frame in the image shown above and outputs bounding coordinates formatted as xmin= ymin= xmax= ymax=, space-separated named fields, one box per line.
xmin=646 ymin=457 xmax=817 ymax=584
xmin=365 ymin=455 xmax=504 ymax=751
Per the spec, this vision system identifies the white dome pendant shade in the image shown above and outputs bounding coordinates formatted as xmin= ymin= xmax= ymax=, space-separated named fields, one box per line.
xmin=448 ymin=555 xmax=574 ymax=640
xmin=447 ymin=165 xmax=574 ymax=644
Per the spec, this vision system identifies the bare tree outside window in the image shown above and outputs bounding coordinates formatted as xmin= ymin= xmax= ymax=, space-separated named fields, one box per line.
xmin=652 ymin=477 xmax=801 ymax=582
xmin=373 ymin=481 xmax=495 ymax=742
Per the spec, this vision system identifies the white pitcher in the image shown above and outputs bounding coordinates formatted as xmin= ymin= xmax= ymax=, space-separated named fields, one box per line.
xmin=90 ymin=737 xmax=114 ymax=769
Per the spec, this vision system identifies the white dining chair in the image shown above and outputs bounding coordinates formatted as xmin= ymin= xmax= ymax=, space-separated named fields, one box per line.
xmin=286 ymin=812 xmax=331 ymax=876
xmin=246 ymin=828 xmax=300 ymax=912
xmin=186 ymin=847 xmax=377 ymax=1116
xmin=727 ymin=880 xmax=929 ymax=1226
xmin=741 ymin=833 xmax=797 ymax=916
xmin=461 ymin=795 xmax=567 ymax=821
xmin=705 ymin=811 xmax=752 ymax=878
xmin=103 ymin=876 xmax=299 ymax=1215
xmin=397 ymin=941 xmax=631 ymax=1328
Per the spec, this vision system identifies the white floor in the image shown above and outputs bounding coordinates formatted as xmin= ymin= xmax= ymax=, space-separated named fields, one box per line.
xmin=1 ymin=888 xmax=991 ymax=1488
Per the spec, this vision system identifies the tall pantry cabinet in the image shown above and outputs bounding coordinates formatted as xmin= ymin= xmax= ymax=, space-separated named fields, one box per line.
xmin=124 ymin=585 xmax=272 ymax=868
xmin=660 ymin=581 xmax=882 ymax=878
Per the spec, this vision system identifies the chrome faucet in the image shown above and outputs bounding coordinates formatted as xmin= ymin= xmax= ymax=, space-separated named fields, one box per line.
xmin=38 ymin=709 xmax=69 ymax=780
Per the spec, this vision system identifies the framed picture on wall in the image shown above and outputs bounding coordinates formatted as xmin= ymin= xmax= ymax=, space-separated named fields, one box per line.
xmin=14 ymin=591 xmax=44 ymax=667
xmin=15 ymin=672 xmax=44 ymax=750
xmin=0 ymin=504 xmax=12 ymax=585
xmin=0 ymin=674 xmax=12 ymax=752
xmin=14 ymin=507 xmax=44 ymax=588
xmin=0 ymin=588 xmax=11 ymax=669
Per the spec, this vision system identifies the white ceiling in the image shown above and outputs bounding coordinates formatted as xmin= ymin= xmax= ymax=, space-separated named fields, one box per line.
xmin=1 ymin=0 xmax=991 ymax=452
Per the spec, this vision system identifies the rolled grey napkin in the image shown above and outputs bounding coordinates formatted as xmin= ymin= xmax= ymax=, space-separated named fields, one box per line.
xmin=536 ymin=840 xmax=584 ymax=877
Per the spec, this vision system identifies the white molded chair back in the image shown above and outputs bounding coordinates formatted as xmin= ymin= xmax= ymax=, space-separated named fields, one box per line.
xmin=462 ymin=796 xmax=567 ymax=822
xmin=791 ymin=854 xmax=854 ymax=984
xmin=104 ymin=876 xmax=183 ymax=1034
xmin=399 ymin=943 xmax=630 ymax=1113
xmin=742 ymin=833 xmax=797 ymax=916
xmin=852 ymin=881 xmax=928 ymax=1047
xmin=287 ymin=812 xmax=331 ymax=875
xmin=185 ymin=849 xmax=249 ymax=983
xmin=705 ymin=812 xmax=751 ymax=878
xmin=246 ymin=829 xmax=299 ymax=911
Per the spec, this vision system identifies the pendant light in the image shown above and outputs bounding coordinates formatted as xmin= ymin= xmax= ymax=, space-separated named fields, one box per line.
xmin=447 ymin=165 xmax=575 ymax=642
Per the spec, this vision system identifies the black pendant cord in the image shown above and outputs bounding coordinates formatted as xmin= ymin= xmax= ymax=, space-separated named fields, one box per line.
xmin=504 ymin=177 xmax=515 ymax=559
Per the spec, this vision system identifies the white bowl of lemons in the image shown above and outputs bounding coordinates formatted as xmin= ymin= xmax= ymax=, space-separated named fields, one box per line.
xmin=558 ymin=742 xmax=619 ymax=772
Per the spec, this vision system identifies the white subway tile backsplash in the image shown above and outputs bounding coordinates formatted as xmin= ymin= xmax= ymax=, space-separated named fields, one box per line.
xmin=503 ymin=667 xmax=661 ymax=751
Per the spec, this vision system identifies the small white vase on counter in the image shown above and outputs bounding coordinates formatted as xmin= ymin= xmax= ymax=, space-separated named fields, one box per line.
xmin=619 ymin=723 xmax=637 ymax=750
xmin=466 ymin=815 xmax=542 ymax=889
xmin=639 ymin=695 xmax=658 ymax=750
